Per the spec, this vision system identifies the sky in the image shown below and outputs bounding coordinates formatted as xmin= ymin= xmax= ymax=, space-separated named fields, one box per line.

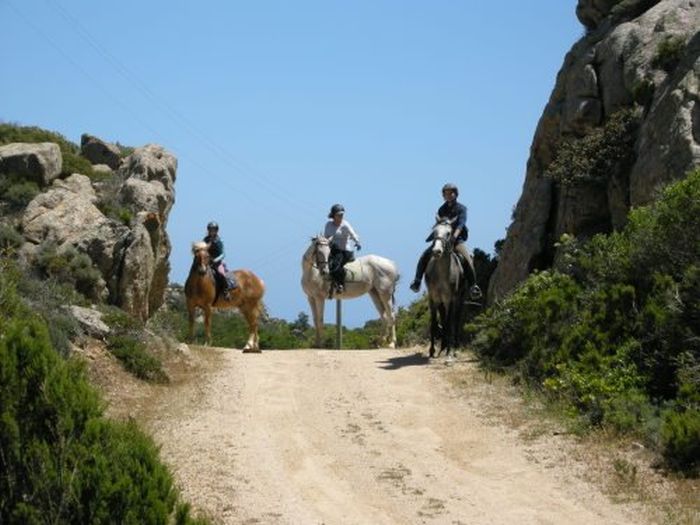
xmin=1 ymin=0 xmax=583 ymax=327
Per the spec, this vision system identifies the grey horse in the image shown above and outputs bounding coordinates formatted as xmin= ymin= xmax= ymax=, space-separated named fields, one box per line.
xmin=424 ymin=218 xmax=466 ymax=358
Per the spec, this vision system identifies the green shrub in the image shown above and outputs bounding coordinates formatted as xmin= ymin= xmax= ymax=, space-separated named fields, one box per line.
xmin=0 ymin=224 xmax=23 ymax=251
xmin=652 ymin=35 xmax=687 ymax=72
xmin=0 ymin=259 xmax=207 ymax=522
xmin=0 ymin=316 xmax=190 ymax=523
xmin=101 ymin=306 xmax=168 ymax=382
xmin=106 ymin=334 xmax=169 ymax=383
xmin=660 ymin=409 xmax=700 ymax=474
xmin=1 ymin=180 xmax=39 ymax=210
xmin=36 ymin=242 xmax=102 ymax=301
xmin=544 ymin=108 xmax=640 ymax=186
xmin=468 ymin=170 xmax=700 ymax=472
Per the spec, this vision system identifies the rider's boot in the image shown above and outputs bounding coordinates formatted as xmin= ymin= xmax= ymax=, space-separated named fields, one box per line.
xmin=410 ymin=278 xmax=421 ymax=293
xmin=410 ymin=249 xmax=430 ymax=293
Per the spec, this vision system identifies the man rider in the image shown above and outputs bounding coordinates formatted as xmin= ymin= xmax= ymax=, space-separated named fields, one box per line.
xmin=324 ymin=204 xmax=361 ymax=294
xmin=409 ymin=183 xmax=480 ymax=297
xmin=204 ymin=221 xmax=236 ymax=299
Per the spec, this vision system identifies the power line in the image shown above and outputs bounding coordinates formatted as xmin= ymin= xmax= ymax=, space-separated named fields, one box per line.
xmin=43 ymin=0 xmax=321 ymax=222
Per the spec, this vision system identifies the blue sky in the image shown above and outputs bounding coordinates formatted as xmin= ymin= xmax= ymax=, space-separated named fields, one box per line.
xmin=1 ymin=1 xmax=583 ymax=326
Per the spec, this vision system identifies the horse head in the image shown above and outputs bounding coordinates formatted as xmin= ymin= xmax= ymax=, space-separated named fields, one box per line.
xmin=430 ymin=217 xmax=454 ymax=258
xmin=191 ymin=241 xmax=211 ymax=275
xmin=311 ymin=235 xmax=332 ymax=276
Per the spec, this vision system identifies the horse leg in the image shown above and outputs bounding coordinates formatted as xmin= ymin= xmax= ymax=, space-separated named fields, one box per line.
xmin=187 ymin=304 xmax=195 ymax=343
xmin=368 ymin=289 xmax=393 ymax=348
xmin=242 ymin=300 xmax=262 ymax=353
xmin=203 ymin=305 xmax=212 ymax=346
xmin=308 ymin=295 xmax=324 ymax=347
xmin=429 ymin=301 xmax=439 ymax=358
xmin=437 ymin=303 xmax=449 ymax=357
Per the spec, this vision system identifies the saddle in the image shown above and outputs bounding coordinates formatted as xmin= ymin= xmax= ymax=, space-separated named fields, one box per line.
xmin=211 ymin=264 xmax=237 ymax=300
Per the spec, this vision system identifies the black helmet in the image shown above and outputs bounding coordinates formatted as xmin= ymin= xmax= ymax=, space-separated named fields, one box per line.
xmin=328 ymin=204 xmax=345 ymax=218
xmin=207 ymin=221 xmax=219 ymax=231
xmin=442 ymin=183 xmax=459 ymax=197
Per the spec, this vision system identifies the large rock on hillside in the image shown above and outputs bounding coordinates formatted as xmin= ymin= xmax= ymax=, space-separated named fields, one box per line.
xmin=21 ymin=174 xmax=125 ymax=301
xmin=80 ymin=133 xmax=122 ymax=170
xmin=0 ymin=142 xmax=62 ymax=186
xmin=113 ymin=144 xmax=177 ymax=318
xmin=20 ymin=143 xmax=177 ymax=321
xmin=489 ymin=0 xmax=700 ymax=301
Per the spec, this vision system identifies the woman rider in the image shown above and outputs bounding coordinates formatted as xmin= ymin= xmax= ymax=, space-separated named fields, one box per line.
xmin=324 ymin=204 xmax=361 ymax=294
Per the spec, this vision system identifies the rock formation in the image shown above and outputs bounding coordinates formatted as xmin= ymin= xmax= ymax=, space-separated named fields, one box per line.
xmin=1 ymin=133 xmax=177 ymax=321
xmin=489 ymin=0 xmax=700 ymax=301
xmin=0 ymin=142 xmax=62 ymax=186
xmin=80 ymin=133 xmax=122 ymax=170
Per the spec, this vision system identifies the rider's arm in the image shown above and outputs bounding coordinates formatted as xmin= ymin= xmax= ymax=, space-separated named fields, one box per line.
xmin=212 ymin=239 xmax=225 ymax=264
xmin=345 ymin=222 xmax=360 ymax=248
xmin=453 ymin=205 xmax=467 ymax=239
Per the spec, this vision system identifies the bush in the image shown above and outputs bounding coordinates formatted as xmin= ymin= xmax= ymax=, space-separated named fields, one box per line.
xmin=0 ymin=175 xmax=40 ymax=209
xmin=0 ymin=259 xmax=207 ymax=523
xmin=0 ymin=224 xmax=23 ymax=251
xmin=652 ymin=35 xmax=687 ymax=73
xmin=101 ymin=306 xmax=168 ymax=383
xmin=544 ymin=108 xmax=640 ymax=186
xmin=468 ymin=170 xmax=700 ymax=472
xmin=36 ymin=242 xmax=103 ymax=301
xmin=660 ymin=409 xmax=700 ymax=475
xmin=0 ymin=316 xmax=195 ymax=523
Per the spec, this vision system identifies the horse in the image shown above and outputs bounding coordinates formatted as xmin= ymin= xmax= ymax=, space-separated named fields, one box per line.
xmin=424 ymin=218 xmax=466 ymax=359
xmin=301 ymin=236 xmax=399 ymax=348
xmin=184 ymin=241 xmax=265 ymax=351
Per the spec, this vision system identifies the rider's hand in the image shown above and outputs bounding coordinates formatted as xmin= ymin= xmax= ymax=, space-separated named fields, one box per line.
xmin=355 ymin=244 xmax=361 ymax=251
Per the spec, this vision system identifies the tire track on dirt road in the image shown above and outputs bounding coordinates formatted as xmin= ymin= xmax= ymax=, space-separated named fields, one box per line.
xmin=144 ymin=348 xmax=642 ymax=524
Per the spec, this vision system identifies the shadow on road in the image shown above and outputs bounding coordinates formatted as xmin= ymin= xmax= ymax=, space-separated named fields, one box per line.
xmin=376 ymin=352 xmax=429 ymax=370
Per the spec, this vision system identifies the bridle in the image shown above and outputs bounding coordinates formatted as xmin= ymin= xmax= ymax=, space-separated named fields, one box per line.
xmin=193 ymin=246 xmax=212 ymax=275
xmin=312 ymin=237 xmax=330 ymax=274
xmin=431 ymin=220 xmax=455 ymax=259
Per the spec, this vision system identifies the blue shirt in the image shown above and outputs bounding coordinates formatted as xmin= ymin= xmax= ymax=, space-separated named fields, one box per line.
xmin=204 ymin=234 xmax=225 ymax=263
xmin=437 ymin=201 xmax=468 ymax=242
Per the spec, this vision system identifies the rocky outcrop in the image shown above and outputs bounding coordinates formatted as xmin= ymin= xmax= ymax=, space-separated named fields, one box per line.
xmin=489 ymin=0 xmax=700 ymax=301
xmin=80 ymin=134 xmax=122 ymax=170
xmin=0 ymin=142 xmax=62 ymax=186
xmin=13 ymin=138 xmax=177 ymax=321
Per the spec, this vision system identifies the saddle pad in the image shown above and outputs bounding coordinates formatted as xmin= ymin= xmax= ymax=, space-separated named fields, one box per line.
xmin=343 ymin=260 xmax=367 ymax=282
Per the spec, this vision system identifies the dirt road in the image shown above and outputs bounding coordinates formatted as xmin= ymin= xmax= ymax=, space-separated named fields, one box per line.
xmin=144 ymin=348 xmax=642 ymax=524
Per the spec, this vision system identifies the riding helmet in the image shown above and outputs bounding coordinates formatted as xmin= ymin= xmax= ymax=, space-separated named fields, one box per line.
xmin=328 ymin=204 xmax=345 ymax=218
xmin=207 ymin=221 xmax=219 ymax=231
xmin=442 ymin=183 xmax=459 ymax=197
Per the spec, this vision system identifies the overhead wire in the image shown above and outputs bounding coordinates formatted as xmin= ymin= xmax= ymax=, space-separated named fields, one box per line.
xmin=42 ymin=0 xmax=321 ymax=223
xmin=6 ymin=0 xmax=322 ymax=242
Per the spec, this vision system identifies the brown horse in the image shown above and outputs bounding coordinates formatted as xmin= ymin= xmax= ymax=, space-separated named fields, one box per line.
xmin=184 ymin=241 xmax=265 ymax=351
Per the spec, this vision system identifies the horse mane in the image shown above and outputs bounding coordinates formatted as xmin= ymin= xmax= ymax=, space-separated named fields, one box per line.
xmin=192 ymin=241 xmax=208 ymax=254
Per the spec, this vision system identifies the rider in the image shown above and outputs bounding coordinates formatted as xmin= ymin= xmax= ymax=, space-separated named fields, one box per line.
xmin=324 ymin=204 xmax=361 ymax=294
xmin=204 ymin=221 xmax=236 ymax=299
xmin=409 ymin=183 xmax=480 ymax=296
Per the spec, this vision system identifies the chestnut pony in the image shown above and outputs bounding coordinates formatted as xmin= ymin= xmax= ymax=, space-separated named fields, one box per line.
xmin=185 ymin=241 xmax=265 ymax=351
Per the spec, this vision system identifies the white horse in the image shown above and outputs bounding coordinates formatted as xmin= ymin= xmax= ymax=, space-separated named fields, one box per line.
xmin=301 ymin=236 xmax=399 ymax=348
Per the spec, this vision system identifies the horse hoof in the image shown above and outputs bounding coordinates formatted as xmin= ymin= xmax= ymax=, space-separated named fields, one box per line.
xmin=242 ymin=347 xmax=261 ymax=354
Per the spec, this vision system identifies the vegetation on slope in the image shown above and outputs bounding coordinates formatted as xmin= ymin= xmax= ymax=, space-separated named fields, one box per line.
xmin=0 ymin=258 xmax=208 ymax=524
xmin=466 ymin=170 xmax=700 ymax=475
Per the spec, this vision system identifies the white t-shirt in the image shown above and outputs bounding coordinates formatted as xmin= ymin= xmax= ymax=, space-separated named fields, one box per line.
xmin=324 ymin=219 xmax=360 ymax=250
